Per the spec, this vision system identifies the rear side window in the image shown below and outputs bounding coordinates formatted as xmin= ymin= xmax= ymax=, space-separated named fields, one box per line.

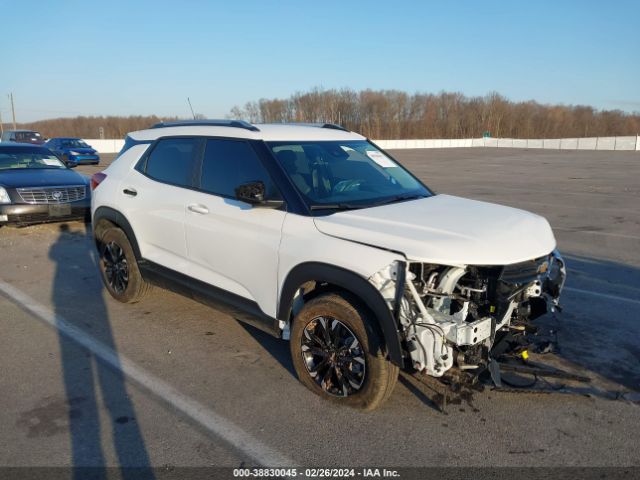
xmin=145 ymin=138 xmax=199 ymax=187
xmin=200 ymin=139 xmax=278 ymax=198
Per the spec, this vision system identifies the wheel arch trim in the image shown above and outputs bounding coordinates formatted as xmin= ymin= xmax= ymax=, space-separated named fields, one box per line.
xmin=93 ymin=206 xmax=141 ymax=260
xmin=278 ymin=261 xmax=404 ymax=367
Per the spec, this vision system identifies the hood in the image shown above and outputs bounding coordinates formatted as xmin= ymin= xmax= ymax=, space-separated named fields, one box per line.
xmin=313 ymin=194 xmax=556 ymax=266
xmin=65 ymin=147 xmax=96 ymax=154
xmin=0 ymin=168 xmax=89 ymax=189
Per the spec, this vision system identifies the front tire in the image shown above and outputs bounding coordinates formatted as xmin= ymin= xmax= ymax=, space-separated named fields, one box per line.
xmin=98 ymin=227 xmax=152 ymax=303
xmin=290 ymin=292 xmax=398 ymax=411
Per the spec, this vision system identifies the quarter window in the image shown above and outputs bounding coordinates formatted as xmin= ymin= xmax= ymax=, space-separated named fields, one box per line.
xmin=145 ymin=138 xmax=199 ymax=187
xmin=200 ymin=139 xmax=278 ymax=199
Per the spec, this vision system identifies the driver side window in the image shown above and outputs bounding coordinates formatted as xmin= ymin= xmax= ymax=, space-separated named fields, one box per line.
xmin=199 ymin=139 xmax=279 ymax=200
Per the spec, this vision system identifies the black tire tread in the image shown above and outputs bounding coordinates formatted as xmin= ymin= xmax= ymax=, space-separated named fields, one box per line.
xmin=99 ymin=227 xmax=152 ymax=303
xmin=290 ymin=291 xmax=398 ymax=411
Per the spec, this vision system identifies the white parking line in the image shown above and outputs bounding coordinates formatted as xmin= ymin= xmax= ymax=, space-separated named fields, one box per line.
xmin=0 ymin=279 xmax=295 ymax=467
xmin=565 ymin=286 xmax=640 ymax=305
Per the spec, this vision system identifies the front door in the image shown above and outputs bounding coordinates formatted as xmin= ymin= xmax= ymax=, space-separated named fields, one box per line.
xmin=183 ymin=138 xmax=286 ymax=320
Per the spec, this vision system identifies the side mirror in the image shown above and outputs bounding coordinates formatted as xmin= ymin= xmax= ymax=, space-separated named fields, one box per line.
xmin=234 ymin=181 xmax=283 ymax=208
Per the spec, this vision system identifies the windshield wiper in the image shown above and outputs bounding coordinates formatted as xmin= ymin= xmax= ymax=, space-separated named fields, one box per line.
xmin=367 ymin=193 xmax=427 ymax=207
xmin=310 ymin=194 xmax=427 ymax=211
xmin=309 ymin=203 xmax=365 ymax=211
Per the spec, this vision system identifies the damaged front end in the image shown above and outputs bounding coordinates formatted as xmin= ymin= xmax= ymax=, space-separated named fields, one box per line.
xmin=370 ymin=250 xmax=566 ymax=377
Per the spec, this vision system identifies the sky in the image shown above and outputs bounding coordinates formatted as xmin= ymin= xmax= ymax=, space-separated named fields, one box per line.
xmin=1 ymin=0 xmax=639 ymax=122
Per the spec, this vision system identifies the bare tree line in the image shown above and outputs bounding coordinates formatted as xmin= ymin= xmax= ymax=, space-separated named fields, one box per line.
xmin=229 ymin=88 xmax=640 ymax=139
xmin=4 ymin=89 xmax=638 ymax=140
xmin=2 ymin=115 xmax=178 ymax=139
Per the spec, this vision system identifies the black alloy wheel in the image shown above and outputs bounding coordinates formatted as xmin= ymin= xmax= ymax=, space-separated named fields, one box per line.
xmin=290 ymin=292 xmax=399 ymax=410
xmin=301 ymin=316 xmax=366 ymax=397
xmin=102 ymin=241 xmax=129 ymax=294
xmin=98 ymin=227 xmax=152 ymax=303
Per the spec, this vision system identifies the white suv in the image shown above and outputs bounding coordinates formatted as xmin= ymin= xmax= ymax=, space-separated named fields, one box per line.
xmin=91 ymin=120 xmax=566 ymax=410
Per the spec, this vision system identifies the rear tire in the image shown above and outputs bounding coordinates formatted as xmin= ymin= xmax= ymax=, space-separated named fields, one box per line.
xmin=290 ymin=292 xmax=398 ymax=411
xmin=98 ymin=227 xmax=152 ymax=303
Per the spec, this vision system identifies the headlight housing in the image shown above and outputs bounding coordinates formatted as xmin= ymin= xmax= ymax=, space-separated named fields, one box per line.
xmin=0 ymin=187 xmax=11 ymax=204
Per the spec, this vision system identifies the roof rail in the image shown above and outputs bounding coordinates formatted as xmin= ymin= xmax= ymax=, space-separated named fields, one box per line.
xmin=318 ymin=123 xmax=349 ymax=131
xmin=151 ymin=119 xmax=260 ymax=132
xmin=262 ymin=122 xmax=349 ymax=132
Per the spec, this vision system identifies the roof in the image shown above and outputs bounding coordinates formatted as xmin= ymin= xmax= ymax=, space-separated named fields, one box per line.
xmin=3 ymin=129 xmax=40 ymax=133
xmin=151 ymin=119 xmax=259 ymax=131
xmin=128 ymin=121 xmax=366 ymax=142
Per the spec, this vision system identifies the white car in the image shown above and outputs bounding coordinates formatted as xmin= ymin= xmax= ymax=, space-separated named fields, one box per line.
xmin=91 ymin=120 xmax=565 ymax=410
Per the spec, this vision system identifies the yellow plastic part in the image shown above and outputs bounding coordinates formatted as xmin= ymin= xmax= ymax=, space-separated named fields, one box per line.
xmin=521 ymin=350 xmax=530 ymax=360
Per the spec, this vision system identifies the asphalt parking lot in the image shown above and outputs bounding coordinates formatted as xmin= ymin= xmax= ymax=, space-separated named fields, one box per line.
xmin=0 ymin=148 xmax=639 ymax=469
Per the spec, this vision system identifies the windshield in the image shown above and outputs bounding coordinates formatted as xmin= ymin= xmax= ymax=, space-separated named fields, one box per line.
xmin=267 ymin=140 xmax=431 ymax=210
xmin=61 ymin=139 xmax=89 ymax=148
xmin=0 ymin=151 xmax=67 ymax=170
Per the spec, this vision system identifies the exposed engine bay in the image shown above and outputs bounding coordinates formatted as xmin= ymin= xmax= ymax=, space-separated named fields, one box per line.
xmin=370 ymin=250 xmax=566 ymax=378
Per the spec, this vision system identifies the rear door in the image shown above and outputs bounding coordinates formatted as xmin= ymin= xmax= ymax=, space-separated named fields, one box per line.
xmin=120 ymin=137 xmax=202 ymax=274
xmin=183 ymin=138 xmax=286 ymax=319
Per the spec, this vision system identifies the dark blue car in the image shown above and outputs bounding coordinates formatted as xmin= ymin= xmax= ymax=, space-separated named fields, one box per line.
xmin=44 ymin=137 xmax=100 ymax=166
xmin=0 ymin=144 xmax=90 ymax=226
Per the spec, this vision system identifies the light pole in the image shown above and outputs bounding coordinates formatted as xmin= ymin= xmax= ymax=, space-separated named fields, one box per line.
xmin=9 ymin=93 xmax=17 ymax=130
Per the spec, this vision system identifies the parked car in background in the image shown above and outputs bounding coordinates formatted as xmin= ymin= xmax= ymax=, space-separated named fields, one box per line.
xmin=0 ymin=143 xmax=90 ymax=226
xmin=44 ymin=138 xmax=100 ymax=166
xmin=1 ymin=130 xmax=46 ymax=145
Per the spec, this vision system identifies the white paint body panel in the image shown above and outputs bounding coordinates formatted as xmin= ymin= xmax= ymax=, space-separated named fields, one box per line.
xmin=181 ymin=190 xmax=286 ymax=316
xmin=314 ymin=194 xmax=557 ymax=266
xmin=90 ymin=144 xmax=149 ymax=218
xmin=277 ymin=214 xmax=403 ymax=306
xmin=119 ymin=170 xmax=191 ymax=273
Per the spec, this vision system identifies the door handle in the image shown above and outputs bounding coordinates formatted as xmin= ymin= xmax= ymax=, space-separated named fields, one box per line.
xmin=123 ymin=188 xmax=137 ymax=197
xmin=187 ymin=204 xmax=209 ymax=215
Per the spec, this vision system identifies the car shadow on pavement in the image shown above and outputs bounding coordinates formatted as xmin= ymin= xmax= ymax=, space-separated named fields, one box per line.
xmin=238 ymin=322 xmax=297 ymax=378
xmin=49 ymin=223 xmax=154 ymax=479
xmin=535 ymin=253 xmax=640 ymax=393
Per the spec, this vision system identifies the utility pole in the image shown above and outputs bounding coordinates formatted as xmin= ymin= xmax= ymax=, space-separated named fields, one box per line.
xmin=9 ymin=93 xmax=17 ymax=130
xmin=0 ymin=109 xmax=4 ymax=136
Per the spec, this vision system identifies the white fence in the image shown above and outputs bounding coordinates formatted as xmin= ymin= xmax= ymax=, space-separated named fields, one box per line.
xmin=83 ymin=135 xmax=640 ymax=153
xmin=83 ymin=138 xmax=125 ymax=153
xmin=373 ymin=136 xmax=640 ymax=151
